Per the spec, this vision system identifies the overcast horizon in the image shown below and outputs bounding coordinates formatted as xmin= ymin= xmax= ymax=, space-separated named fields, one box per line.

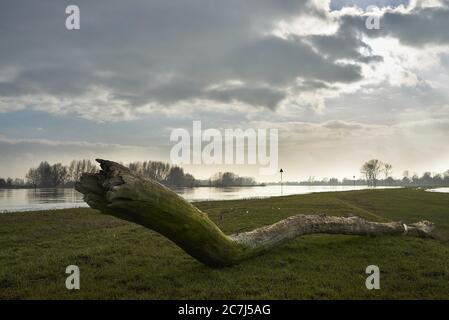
xmin=1 ymin=0 xmax=449 ymax=182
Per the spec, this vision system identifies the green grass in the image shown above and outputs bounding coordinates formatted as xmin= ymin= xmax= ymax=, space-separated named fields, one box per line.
xmin=0 ymin=188 xmax=448 ymax=299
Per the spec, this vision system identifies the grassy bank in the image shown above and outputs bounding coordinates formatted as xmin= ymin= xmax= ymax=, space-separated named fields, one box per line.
xmin=0 ymin=188 xmax=448 ymax=299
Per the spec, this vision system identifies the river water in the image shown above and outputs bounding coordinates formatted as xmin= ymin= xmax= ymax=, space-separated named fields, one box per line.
xmin=426 ymin=187 xmax=449 ymax=194
xmin=0 ymin=185 xmax=404 ymax=212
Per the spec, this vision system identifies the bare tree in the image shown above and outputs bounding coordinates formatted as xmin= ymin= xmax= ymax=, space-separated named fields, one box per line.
xmin=69 ymin=160 xmax=82 ymax=182
xmin=383 ymin=163 xmax=392 ymax=179
xmin=51 ymin=163 xmax=69 ymax=186
xmin=25 ymin=168 xmax=39 ymax=188
xmin=143 ymin=161 xmax=171 ymax=182
xmin=69 ymin=160 xmax=98 ymax=182
xmin=361 ymin=159 xmax=383 ymax=187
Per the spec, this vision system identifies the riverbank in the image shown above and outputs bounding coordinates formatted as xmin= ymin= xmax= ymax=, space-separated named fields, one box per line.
xmin=1 ymin=185 xmax=402 ymax=212
xmin=1 ymin=188 xmax=448 ymax=299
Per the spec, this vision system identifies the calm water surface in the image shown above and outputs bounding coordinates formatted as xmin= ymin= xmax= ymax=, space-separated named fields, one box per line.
xmin=0 ymin=188 xmax=86 ymax=212
xmin=426 ymin=187 xmax=449 ymax=193
xmin=0 ymin=185 xmax=401 ymax=212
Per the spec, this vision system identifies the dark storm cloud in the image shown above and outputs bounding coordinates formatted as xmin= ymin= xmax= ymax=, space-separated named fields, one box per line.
xmin=206 ymin=84 xmax=286 ymax=110
xmin=382 ymin=6 xmax=449 ymax=46
xmin=224 ymin=35 xmax=363 ymax=84
xmin=339 ymin=2 xmax=449 ymax=47
xmin=0 ymin=0 xmax=370 ymax=115
xmin=330 ymin=0 xmax=409 ymax=10
xmin=307 ymin=31 xmax=384 ymax=63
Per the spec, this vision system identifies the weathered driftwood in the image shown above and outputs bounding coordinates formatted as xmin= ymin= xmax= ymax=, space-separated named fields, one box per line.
xmin=75 ymin=159 xmax=435 ymax=268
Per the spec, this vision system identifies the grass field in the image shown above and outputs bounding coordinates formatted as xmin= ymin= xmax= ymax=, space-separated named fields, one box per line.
xmin=0 ymin=188 xmax=448 ymax=299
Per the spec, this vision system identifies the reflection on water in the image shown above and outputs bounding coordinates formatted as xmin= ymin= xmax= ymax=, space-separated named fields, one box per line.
xmin=0 ymin=188 xmax=86 ymax=212
xmin=426 ymin=187 xmax=449 ymax=193
xmin=1 ymin=185 xmax=399 ymax=212
xmin=172 ymin=185 xmax=396 ymax=202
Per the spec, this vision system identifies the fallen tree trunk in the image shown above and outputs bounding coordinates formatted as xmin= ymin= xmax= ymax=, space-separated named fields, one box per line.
xmin=75 ymin=159 xmax=435 ymax=268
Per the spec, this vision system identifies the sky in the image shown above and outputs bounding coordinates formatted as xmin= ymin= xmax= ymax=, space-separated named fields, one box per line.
xmin=1 ymin=0 xmax=449 ymax=182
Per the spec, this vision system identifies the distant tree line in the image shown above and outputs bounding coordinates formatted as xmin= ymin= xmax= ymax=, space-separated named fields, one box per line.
xmin=127 ymin=161 xmax=257 ymax=187
xmin=0 ymin=159 xmax=257 ymax=189
xmin=400 ymin=170 xmax=449 ymax=187
xmin=1 ymin=158 xmax=448 ymax=189
xmin=0 ymin=160 xmax=98 ymax=188
xmin=127 ymin=161 xmax=197 ymax=187
xmin=24 ymin=160 xmax=98 ymax=188
xmin=277 ymin=159 xmax=449 ymax=187
xmin=0 ymin=177 xmax=26 ymax=188
xmin=359 ymin=159 xmax=449 ymax=187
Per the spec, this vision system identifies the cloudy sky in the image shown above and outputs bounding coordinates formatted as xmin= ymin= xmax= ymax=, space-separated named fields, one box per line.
xmin=1 ymin=0 xmax=449 ymax=181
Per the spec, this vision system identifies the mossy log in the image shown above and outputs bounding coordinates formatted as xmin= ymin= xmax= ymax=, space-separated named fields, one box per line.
xmin=75 ymin=159 xmax=435 ymax=268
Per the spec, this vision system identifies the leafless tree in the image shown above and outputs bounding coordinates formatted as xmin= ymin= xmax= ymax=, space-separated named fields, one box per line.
xmin=69 ymin=160 xmax=98 ymax=182
xmin=361 ymin=159 xmax=383 ymax=187
xmin=25 ymin=168 xmax=39 ymax=188
xmin=51 ymin=163 xmax=69 ymax=186
xmin=383 ymin=163 xmax=393 ymax=184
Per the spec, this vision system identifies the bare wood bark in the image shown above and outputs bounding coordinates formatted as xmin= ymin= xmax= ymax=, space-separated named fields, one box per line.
xmin=75 ymin=159 xmax=435 ymax=268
